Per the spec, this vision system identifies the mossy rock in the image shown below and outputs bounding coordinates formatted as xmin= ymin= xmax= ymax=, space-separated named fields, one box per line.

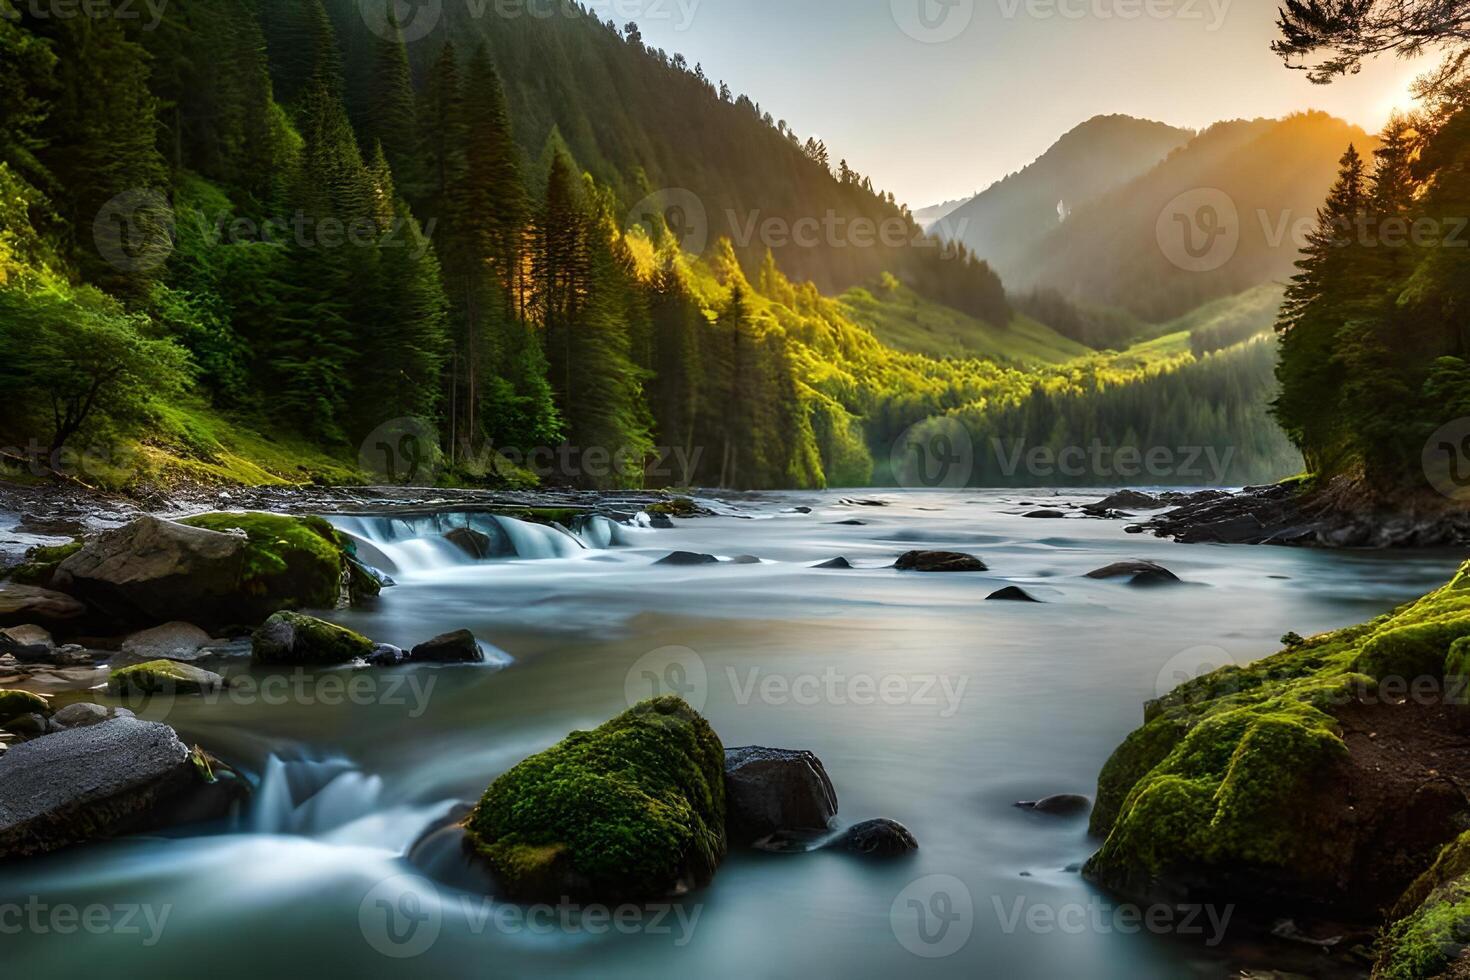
xmin=6 ymin=540 xmax=82 ymax=587
xmin=646 ymin=497 xmax=701 ymax=518
xmin=179 ymin=513 xmax=362 ymax=611
xmin=464 ymin=696 xmax=727 ymax=902
xmin=252 ymin=611 xmax=374 ymax=666
xmin=0 ymin=690 xmax=49 ymax=724
xmin=109 ymin=660 xmax=225 ymax=696
xmin=1376 ymin=835 xmax=1470 ymax=979
xmin=1087 ymin=560 xmax=1470 ymax=916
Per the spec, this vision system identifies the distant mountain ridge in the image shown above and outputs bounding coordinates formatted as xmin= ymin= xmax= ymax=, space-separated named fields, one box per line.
xmin=932 ymin=115 xmax=1194 ymax=283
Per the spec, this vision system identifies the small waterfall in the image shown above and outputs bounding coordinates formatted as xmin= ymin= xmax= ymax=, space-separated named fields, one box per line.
xmin=328 ymin=511 xmax=638 ymax=576
xmin=250 ymin=755 xmax=455 ymax=851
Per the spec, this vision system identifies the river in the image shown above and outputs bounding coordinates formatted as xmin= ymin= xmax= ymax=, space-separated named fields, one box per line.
xmin=2 ymin=490 xmax=1461 ymax=978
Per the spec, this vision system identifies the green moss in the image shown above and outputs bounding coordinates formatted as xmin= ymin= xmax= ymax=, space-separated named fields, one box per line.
xmin=0 ymin=689 xmax=49 ymax=722
xmin=1088 ymin=560 xmax=1470 ymax=899
xmin=6 ymin=540 xmax=82 ymax=586
xmin=1377 ymin=875 xmax=1470 ymax=980
xmin=465 ymin=696 xmax=727 ymax=902
xmin=646 ymin=497 xmax=700 ymax=517
xmin=108 ymin=660 xmax=222 ymax=696
xmin=180 ymin=512 xmax=348 ymax=609
xmin=499 ymin=507 xmax=584 ymax=527
xmin=251 ymin=611 xmax=375 ymax=666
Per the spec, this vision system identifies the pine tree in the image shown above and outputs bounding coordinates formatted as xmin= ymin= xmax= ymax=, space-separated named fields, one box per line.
xmin=364 ymin=5 xmax=422 ymax=204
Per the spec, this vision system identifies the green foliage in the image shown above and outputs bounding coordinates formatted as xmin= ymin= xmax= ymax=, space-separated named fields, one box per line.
xmin=465 ymin=696 xmax=727 ymax=902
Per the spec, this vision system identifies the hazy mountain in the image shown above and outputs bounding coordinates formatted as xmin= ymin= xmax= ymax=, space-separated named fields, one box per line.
xmin=932 ymin=115 xmax=1193 ymax=281
xmin=1018 ymin=112 xmax=1375 ymax=321
xmin=912 ymin=197 xmax=973 ymax=229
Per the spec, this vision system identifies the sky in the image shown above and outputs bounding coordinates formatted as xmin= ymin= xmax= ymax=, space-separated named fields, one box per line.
xmin=628 ymin=0 xmax=1430 ymax=208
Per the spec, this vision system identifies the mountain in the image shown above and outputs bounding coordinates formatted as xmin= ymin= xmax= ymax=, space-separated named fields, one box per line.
xmin=932 ymin=115 xmax=1193 ymax=283
xmin=1018 ymin=112 xmax=1374 ymax=321
xmin=912 ymin=197 xmax=972 ymax=229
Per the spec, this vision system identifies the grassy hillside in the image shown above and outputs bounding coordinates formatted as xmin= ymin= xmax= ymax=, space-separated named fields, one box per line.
xmin=838 ymin=280 xmax=1090 ymax=364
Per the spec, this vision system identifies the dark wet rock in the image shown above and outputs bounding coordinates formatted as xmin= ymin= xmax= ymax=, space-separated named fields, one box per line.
xmin=1016 ymin=794 xmax=1091 ymax=816
xmin=1124 ymin=525 xmax=1146 ymax=534
xmin=367 ymin=643 xmax=407 ymax=667
xmin=51 ymin=645 xmax=96 ymax=667
xmin=0 ymin=690 xmax=48 ymax=724
xmin=647 ymin=513 xmax=675 ymax=529
xmin=445 ymin=527 xmax=494 ymax=559
xmin=825 ymin=818 xmax=918 ymax=857
xmin=988 ymin=586 xmax=1042 ymax=603
xmin=410 ymin=629 xmax=484 ymax=664
xmin=116 ymin=621 xmax=213 ymax=668
xmin=814 ymin=557 xmax=854 ymax=569
xmin=4 ymin=712 xmax=50 ymax=738
xmin=0 ymin=624 xmax=54 ymax=663
xmin=1024 ymin=510 xmax=1068 ymax=520
xmin=784 ymin=507 xmax=813 ymax=515
xmin=832 ymin=519 xmax=868 ymax=526
xmin=252 ymin=611 xmax=375 ymax=666
xmin=724 ymin=746 xmax=838 ymax=845
xmin=109 ymin=660 xmax=226 ymax=696
xmin=895 ymin=551 xmax=988 ymax=573
xmin=655 ymin=551 xmax=720 ymax=566
xmin=1085 ymin=560 xmax=1181 ymax=586
xmin=0 ymin=718 xmax=242 ymax=859
xmin=407 ymin=803 xmax=497 ymax=894
xmin=728 ymin=555 xmax=762 ymax=565
xmin=0 ymin=583 xmax=86 ymax=629
xmin=1083 ymin=490 xmax=1168 ymax=516
xmin=839 ymin=498 xmax=888 ymax=508
xmin=51 ymin=702 xmax=110 ymax=730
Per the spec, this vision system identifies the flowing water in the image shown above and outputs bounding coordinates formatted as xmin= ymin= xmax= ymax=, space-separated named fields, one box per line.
xmin=3 ymin=490 xmax=1462 ymax=978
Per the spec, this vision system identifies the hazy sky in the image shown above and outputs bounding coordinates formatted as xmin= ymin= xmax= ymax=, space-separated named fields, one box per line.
xmin=630 ymin=0 xmax=1429 ymax=207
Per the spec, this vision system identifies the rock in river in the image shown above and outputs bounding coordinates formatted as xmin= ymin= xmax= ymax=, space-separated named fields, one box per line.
xmin=724 ymin=746 xmax=838 ymax=845
xmin=0 ymin=690 xmax=49 ymax=724
xmin=0 ymin=583 xmax=85 ymax=629
xmin=0 ymin=718 xmax=243 ymax=859
xmin=825 ymin=818 xmax=918 ymax=857
xmin=655 ymin=551 xmax=721 ymax=566
xmin=1085 ymin=560 xmax=1181 ymax=586
xmin=895 ymin=551 xmax=988 ymax=573
xmin=988 ymin=586 xmax=1041 ymax=603
xmin=410 ymin=629 xmax=484 ymax=664
xmin=1016 ymin=794 xmax=1091 ymax=816
xmin=116 ymin=621 xmax=214 ymax=668
xmin=0 ymin=624 xmax=54 ymax=663
xmin=109 ymin=660 xmax=226 ymax=697
xmin=463 ymin=696 xmax=726 ymax=902
xmin=252 ymin=611 xmax=375 ymax=666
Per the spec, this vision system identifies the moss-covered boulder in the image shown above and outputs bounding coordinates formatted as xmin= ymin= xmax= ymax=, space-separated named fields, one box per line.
xmin=464 ymin=696 xmax=727 ymax=902
xmin=53 ymin=513 xmax=371 ymax=631
xmin=252 ymin=611 xmax=374 ymax=666
xmin=1087 ymin=561 xmax=1470 ymax=919
xmin=109 ymin=660 xmax=226 ymax=697
xmin=1376 ymin=832 xmax=1470 ymax=979
xmin=6 ymin=540 xmax=82 ymax=587
xmin=0 ymin=690 xmax=49 ymax=724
